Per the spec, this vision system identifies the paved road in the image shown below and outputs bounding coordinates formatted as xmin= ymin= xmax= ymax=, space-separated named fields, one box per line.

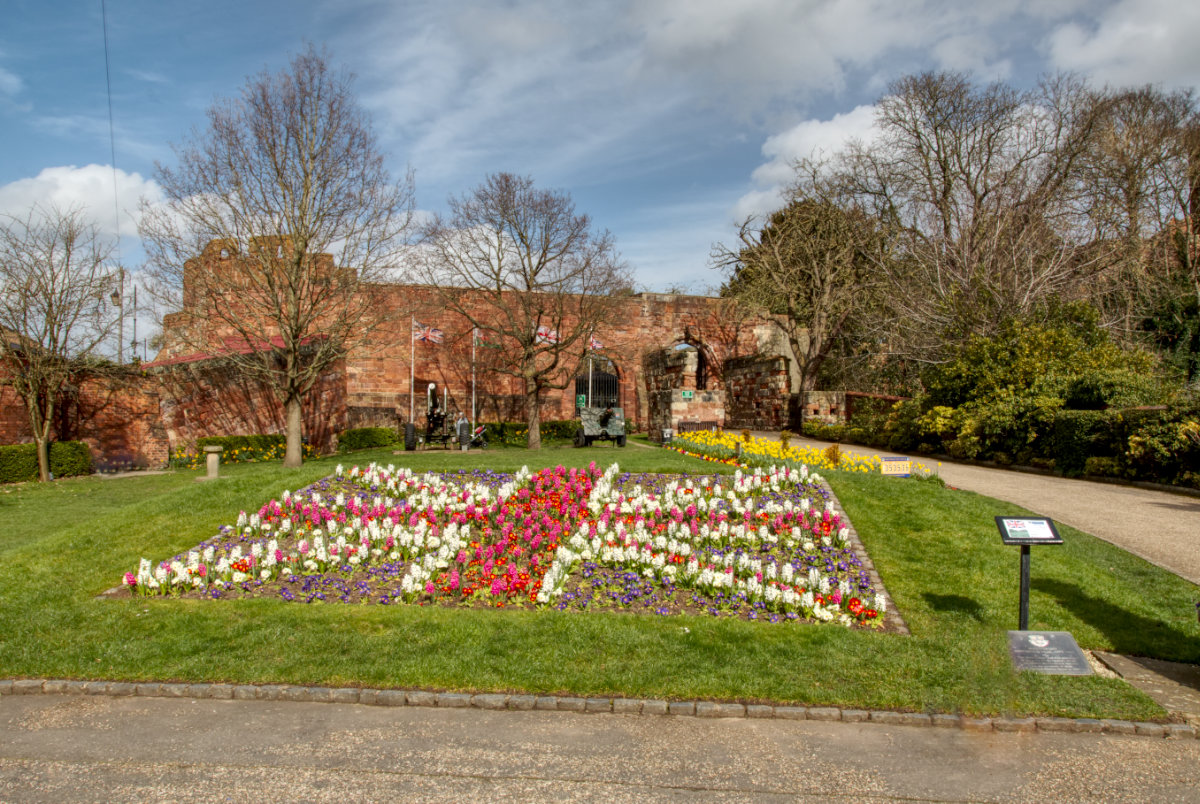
xmin=1 ymin=694 xmax=1197 ymax=803
xmin=767 ymin=434 xmax=1200 ymax=587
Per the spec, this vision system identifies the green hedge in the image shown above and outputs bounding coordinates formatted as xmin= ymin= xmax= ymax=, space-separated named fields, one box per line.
xmin=0 ymin=441 xmax=93 ymax=483
xmin=338 ymin=427 xmax=398 ymax=452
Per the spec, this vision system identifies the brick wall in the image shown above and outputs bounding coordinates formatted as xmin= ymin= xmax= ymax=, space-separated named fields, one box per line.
xmin=0 ymin=368 xmax=170 ymax=470
xmin=643 ymin=347 xmax=727 ymax=441
xmin=149 ymin=359 xmax=346 ymax=455
xmin=724 ymin=355 xmax=792 ymax=430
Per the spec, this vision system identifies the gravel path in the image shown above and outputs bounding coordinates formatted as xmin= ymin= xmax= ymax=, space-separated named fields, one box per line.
xmin=762 ymin=434 xmax=1200 ymax=586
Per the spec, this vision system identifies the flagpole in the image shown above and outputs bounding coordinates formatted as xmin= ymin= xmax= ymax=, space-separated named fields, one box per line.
xmin=588 ymin=353 xmax=594 ymax=407
xmin=409 ymin=316 xmax=415 ymax=423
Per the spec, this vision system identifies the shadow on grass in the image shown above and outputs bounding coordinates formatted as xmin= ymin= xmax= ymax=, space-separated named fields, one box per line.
xmin=1034 ymin=578 xmax=1200 ymax=664
xmin=922 ymin=593 xmax=986 ymax=622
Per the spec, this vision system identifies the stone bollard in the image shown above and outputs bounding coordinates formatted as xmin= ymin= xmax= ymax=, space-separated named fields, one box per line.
xmin=203 ymin=445 xmax=223 ymax=480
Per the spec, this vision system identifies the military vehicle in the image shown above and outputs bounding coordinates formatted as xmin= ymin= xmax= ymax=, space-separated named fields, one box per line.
xmin=575 ymin=406 xmax=626 ymax=447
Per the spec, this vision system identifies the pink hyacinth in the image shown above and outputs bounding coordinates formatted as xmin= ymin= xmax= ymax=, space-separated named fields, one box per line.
xmin=123 ymin=572 xmax=137 ymax=587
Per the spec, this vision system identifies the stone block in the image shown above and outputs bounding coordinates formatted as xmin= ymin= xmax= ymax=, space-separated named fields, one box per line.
xmin=375 ymin=691 xmax=407 ymax=707
xmin=508 ymin=695 xmax=536 ymax=711
xmin=1102 ymin=719 xmax=1136 ymax=735
xmin=534 ymin=696 xmax=558 ymax=711
xmin=774 ymin=706 xmax=808 ymax=720
xmin=557 ymin=697 xmax=587 ymax=712
xmin=807 ymin=707 xmax=840 ymax=722
xmin=868 ymin=711 xmax=905 ymax=725
xmin=437 ymin=693 xmax=471 ymax=708
xmin=612 ymin=698 xmax=641 ymax=715
xmin=1035 ymin=717 xmax=1076 ymax=733
xmin=472 ymin=694 xmax=508 ymax=710
xmin=960 ymin=717 xmax=993 ymax=732
xmin=406 ymin=691 xmax=436 ymax=707
xmin=330 ymin=688 xmax=359 ymax=705
xmin=1164 ymin=723 xmax=1196 ymax=739
xmin=641 ymin=700 xmax=668 ymax=715
xmin=585 ymin=698 xmax=611 ymax=713
xmin=993 ymin=717 xmax=1037 ymax=733
xmin=12 ymin=680 xmax=43 ymax=695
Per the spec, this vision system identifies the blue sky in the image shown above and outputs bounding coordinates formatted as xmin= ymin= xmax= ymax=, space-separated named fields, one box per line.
xmin=3 ymin=0 xmax=1199 ymax=321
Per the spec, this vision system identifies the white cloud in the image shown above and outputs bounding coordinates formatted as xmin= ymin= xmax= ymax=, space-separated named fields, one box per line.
xmin=1047 ymin=0 xmax=1200 ymax=87
xmin=0 ymin=66 xmax=21 ymax=97
xmin=0 ymin=165 xmax=161 ymax=240
xmin=734 ymin=104 xmax=880 ymax=221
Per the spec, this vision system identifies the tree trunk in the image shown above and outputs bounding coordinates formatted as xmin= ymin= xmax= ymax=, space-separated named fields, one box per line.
xmin=34 ymin=436 xmax=50 ymax=483
xmin=284 ymin=396 xmax=304 ymax=468
xmin=30 ymin=394 xmax=54 ymax=483
xmin=525 ymin=378 xmax=542 ymax=450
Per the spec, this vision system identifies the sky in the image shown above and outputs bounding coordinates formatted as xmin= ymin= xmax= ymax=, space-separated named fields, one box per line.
xmin=3 ymin=0 xmax=1200 ymax=334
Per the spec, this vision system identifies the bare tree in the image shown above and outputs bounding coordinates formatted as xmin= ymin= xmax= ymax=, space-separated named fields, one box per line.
xmin=1076 ymin=86 xmax=1200 ymax=341
xmin=0 ymin=205 xmax=117 ymax=481
xmin=140 ymin=44 xmax=415 ymax=466
xmin=417 ymin=173 xmax=631 ymax=449
xmin=716 ymin=171 xmax=886 ymax=428
xmin=839 ymin=72 xmax=1104 ymax=359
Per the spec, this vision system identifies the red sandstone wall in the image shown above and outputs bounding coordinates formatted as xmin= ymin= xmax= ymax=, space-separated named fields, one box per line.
xmin=724 ymin=355 xmax=792 ymax=431
xmin=0 ymin=369 xmax=170 ymax=470
xmin=150 ymin=360 xmax=346 ymax=455
xmin=338 ymin=287 xmax=771 ymax=431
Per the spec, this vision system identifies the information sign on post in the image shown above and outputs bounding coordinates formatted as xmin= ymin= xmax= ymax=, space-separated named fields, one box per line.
xmin=880 ymin=456 xmax=911 ymax=477
xmin=996 ymin=516 xmax=1062 ymax=631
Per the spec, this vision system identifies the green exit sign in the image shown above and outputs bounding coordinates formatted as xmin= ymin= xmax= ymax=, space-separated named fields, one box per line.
xmin=576 ymin=394 xmax=587 ymax=407
xmin=681 ymin=390 xmax=694 ymax=400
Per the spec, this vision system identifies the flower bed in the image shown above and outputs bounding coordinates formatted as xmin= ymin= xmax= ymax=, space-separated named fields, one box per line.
xmin=123 ymin=462 xmax=887 ymax=628
xmin=669 ymin=430 xmax=881 ymax=474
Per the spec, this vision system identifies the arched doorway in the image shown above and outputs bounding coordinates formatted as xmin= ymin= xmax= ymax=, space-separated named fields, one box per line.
xmin=575 ymin=355 xmax=620 ymax=410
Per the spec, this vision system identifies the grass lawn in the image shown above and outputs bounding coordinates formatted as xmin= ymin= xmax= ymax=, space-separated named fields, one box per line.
xmin=0 ymin=442 xmax=1195 ymax=720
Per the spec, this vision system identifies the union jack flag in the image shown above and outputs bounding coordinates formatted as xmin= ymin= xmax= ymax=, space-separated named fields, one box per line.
xmin=588 ymin=334 xmax=603 ymax=351
xmin=413 ymin=322 xmax=444 ymax=344
xmin=535 ymin=325 xmax=559 ymax=344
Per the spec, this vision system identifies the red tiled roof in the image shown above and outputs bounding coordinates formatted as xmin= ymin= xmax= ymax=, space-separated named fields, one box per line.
xmin=142 ymin=334 xmax=327 ymax=369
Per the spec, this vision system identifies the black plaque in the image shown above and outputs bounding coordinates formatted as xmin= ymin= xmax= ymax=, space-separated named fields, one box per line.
xmin=1007 ymin=631 xmax=1093 ymax=675
xmin=996 ymin=516 xmax=1062 ymax=545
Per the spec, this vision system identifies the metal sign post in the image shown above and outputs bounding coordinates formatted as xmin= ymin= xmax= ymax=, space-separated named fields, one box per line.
xmin=995 ymin=517 xmax=1062 ymax=630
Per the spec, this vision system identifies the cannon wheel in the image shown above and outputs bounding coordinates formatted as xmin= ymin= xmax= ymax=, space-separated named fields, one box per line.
xmin=617 ymin=434 xmax=626 ymax=447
